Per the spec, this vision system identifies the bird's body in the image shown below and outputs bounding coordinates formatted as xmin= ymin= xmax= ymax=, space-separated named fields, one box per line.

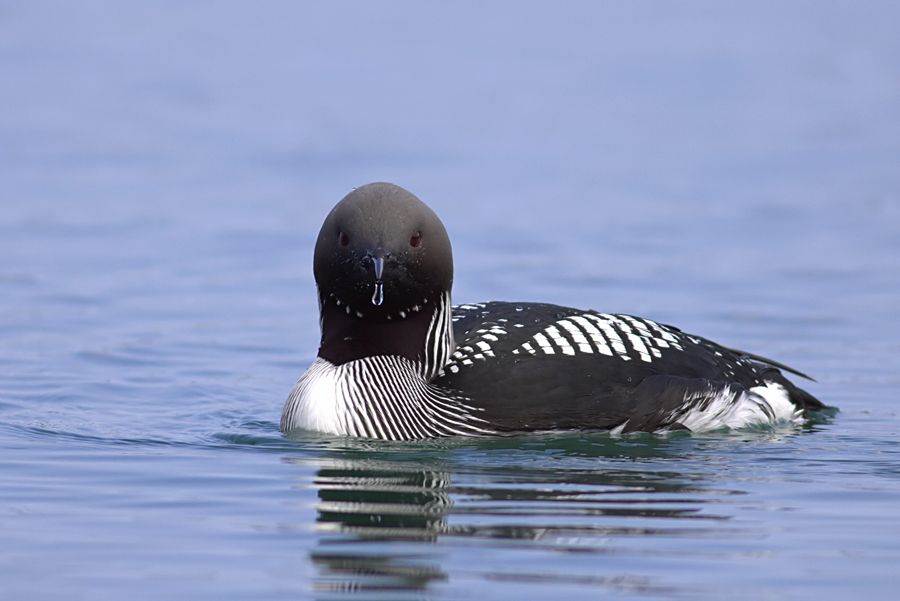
xmin=281 ymin=183 xmax=823 ymax=440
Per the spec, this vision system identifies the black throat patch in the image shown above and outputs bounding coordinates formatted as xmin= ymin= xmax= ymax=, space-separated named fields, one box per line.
xmin=317 ymin=295 xmax=439 ymax=366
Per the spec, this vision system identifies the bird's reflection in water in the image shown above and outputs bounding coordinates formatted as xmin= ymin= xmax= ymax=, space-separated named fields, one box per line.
xmin=315 ymin=466 xmax=453 ymax=540
xmin=297 ymin=428 xmax=805 ymax=597
xmin=308 ymin=460 xmax=453 ymax=595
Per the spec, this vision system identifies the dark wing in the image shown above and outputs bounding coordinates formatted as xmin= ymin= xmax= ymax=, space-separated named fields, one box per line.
xmin=434 ymin=302 xmax=821 ymax=432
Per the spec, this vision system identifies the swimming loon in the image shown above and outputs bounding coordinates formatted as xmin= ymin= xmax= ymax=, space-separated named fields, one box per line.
xmin=280 ymin=182 xmax=823 ymax=440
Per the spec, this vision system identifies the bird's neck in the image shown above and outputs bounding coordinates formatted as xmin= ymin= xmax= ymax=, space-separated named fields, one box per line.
xmin=317 ymin=291 xmax=454 ymax=381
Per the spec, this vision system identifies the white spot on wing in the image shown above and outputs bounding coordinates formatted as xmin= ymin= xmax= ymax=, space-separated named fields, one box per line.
xmin=544 ymin=325 xmax=575 ymax=355
xmin=620 ymin=315 xmax=682 ymax=353
xmin=569 ymin=315 xmax=613 ymax=356
xmin=532 ymin=333 xmax=554 ymax=354
xmin=557 ymin=319 xmax=594 ymax=354
xmin=455 ymin=303 xmax=485 ymax=311
xmin=583 ymin=314 xmax=631 ymax=360
xmin=612 ymin=318 xmax=652 ymax=363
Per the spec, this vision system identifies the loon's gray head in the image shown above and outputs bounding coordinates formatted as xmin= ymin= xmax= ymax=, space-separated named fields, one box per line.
xmin=313 ymin=183 xmax=455 ymax=367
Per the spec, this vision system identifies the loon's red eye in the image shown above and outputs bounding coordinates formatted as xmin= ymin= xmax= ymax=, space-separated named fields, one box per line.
xmin=339 ymin=231 xmax=350 ymax=246
xmin=409 ymin=232 xmax=421 ymax=248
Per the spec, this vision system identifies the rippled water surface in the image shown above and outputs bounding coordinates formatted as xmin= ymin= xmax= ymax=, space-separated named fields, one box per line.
xmin=2 ymin=2 xmax=900 ymax=599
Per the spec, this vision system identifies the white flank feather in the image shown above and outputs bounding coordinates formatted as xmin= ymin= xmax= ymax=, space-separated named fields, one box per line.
xmin=675 ymin=381 xmax=803 ymax=432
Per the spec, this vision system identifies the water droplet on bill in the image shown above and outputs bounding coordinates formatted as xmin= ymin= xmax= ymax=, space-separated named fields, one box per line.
xmin=372 ymin=280 xmax=384 ymax=306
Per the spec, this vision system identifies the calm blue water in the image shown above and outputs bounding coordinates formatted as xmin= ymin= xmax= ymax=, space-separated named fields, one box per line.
xmin=2 ymin=2 xmax=900 ymax=599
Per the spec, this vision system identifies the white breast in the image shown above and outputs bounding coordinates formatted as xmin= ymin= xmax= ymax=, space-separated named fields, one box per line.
xmin=280 ymin=356 xmax=493 ymax=439
xmin=281 ymin=358 xmax=350 ymax=436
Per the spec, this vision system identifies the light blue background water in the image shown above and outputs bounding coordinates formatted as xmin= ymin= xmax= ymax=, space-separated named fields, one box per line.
xmin=2 ymin=2 xmax=899 ymax=599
